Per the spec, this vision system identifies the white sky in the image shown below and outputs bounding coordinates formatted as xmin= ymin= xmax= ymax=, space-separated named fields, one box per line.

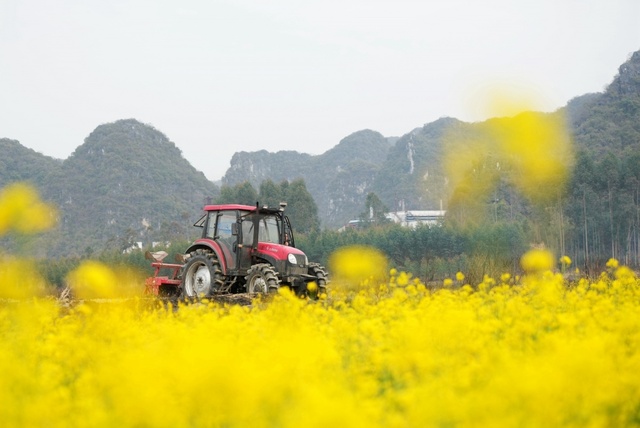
xmin=1 ymin=0 xmax=640 ymax=181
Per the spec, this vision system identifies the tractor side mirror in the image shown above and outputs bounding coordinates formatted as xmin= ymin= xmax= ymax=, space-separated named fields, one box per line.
xmin=231 ymin=223 xmax=238 ymax=235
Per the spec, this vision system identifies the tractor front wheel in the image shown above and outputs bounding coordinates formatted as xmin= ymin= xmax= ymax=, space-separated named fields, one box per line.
xmin=308 ymin=263 xmax=329 ymax=298
xmin=180 ymin=249 xmax=222 ymax=299
xmin=245 ymin=264 xmax=279 ymax=294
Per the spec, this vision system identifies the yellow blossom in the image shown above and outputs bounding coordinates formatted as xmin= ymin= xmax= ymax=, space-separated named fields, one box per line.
xmin=520 ymin=249 xmax=554 ymax=274
xmin=0 ymin=182 xmax=58 ymax=235
xmin=560 ymin=255 xmax=572 ymax=267
xmin=328 ymin=245 xmax=388 ymax=290
xmin=606 ymin=258 xmax=619 ymax=269
xmin=307 ymin=281 xmax=318 ymax=293
xmin=1 ymin=255 xmax=639 ymax=427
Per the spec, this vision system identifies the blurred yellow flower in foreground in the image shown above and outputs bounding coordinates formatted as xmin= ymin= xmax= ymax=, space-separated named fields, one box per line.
xmin=488 ymin=111 xmax=573 ymax=204
xmin=2 ymin=261 xmax=640 ymax=427
xmin=520 ymin=249 xmax=555 ymax=274
xmin=0 ymin=182 xmax=57 ymax=236
xmin=443 ymin=92 xmax=573 ymax=227
xmin=559 ymin=255 xmax=572 ymax=267
xmin=0 ymin=257 xmax=46 ymax=298
xmin=328 ymin=245 xmax=388 ymax=289
xmin=66 ymin=261 xmax=120 ymax=299
xmin=606 ymin=258 xmax=619 ymax=269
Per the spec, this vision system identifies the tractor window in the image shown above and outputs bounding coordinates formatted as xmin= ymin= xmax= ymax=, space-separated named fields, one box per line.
xmin=216 ymin=211 xmax=236 ymax=241
xmin=205 ymin=212 xmax=216 ymax=238
xmin=259 ymin=216 xmax=281 ymax=244
xmin=194 ymin=214 xmax=206 ymax=228
xmin=242 ymin=217 xmax=254 ymax=246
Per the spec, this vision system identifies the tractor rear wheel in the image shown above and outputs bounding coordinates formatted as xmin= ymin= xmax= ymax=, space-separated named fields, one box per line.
xmin=180 ymin=249 xmax=223 ymax=299
xmin=245 ymin=264 xmax=279 ymax=294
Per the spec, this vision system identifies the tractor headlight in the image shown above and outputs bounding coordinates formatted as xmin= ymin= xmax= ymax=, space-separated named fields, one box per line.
xmin=288 ymin=253 xmax=297 ymax=264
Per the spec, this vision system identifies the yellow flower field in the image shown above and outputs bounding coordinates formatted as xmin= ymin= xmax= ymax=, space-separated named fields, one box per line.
xmin=1 ymin=253 xmax=639 ymax=427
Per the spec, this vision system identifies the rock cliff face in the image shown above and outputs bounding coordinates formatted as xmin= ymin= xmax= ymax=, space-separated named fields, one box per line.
xmin=566 ymin=50 xmax=640 ymax=155
xmin=222 ymin=129 xmax=393 ymax=228
xmin=1 ymin=119 xmax=219 ymax=257
xmin=221 ymin=120 xmax=458 ymax=227
xmin=609 ymin=50 xmax=640 ymax=97
xmin=3 ymin=49 xmax=639 ymax=252
xmin=223 ymin=150 xmax=312 ymax=187
xmin=221 ymin=49 xmax=640 ymax=229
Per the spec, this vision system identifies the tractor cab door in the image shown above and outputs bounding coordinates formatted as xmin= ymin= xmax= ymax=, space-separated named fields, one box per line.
xmin=207 ymin=210 xmax=237 ymax=271
xmin=237 ymin=213 xmax=258 ymax=272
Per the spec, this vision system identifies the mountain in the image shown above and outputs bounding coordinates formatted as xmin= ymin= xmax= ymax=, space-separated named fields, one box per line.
xmin=2 ymin=49 xmax=639 ymax=257
xmin=222 ymin=49 xmax=640 ymax=228
xmin=1 ymin=120 xmax=219 ymax=257
xmin=0 ymin=138 xmax=61 ymax=188
xmin=222 ymin=129 xmax=394 ymax=227
xmin=566 ymin=50 xmax=640 ymax=155
xmin=370 ymin=117 xmax=463 ymax=213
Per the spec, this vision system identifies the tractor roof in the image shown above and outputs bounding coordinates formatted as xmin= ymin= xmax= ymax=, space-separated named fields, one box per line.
xmin=204 ymin=204 xmax=257 ymax=212
xmin=203 ymin=204 xmax=284 ymax=214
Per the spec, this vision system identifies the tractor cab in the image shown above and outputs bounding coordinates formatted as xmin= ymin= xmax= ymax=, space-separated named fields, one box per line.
xmin=171 ymin=202 xmax=326 ymax=298
xmin=193 ymin=203 xmax=297 ymax=272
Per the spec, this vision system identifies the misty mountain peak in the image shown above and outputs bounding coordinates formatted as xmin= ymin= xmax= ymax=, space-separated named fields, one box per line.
xmin=609 ymin=50 xmax=640 ymax=97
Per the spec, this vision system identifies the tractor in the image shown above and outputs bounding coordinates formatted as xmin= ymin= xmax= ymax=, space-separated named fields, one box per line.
xmin=144 ymin=202 xmax=328 ymax=299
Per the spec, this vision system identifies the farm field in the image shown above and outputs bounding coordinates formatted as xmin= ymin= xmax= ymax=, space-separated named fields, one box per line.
xmin=2 ymin=96 xmax=640 ymax=427
xmin=1 ymin=249 xmax=639 ymax=427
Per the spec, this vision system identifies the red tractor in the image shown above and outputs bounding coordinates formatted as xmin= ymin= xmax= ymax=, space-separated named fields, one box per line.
xmin=145 ymin=202 xmax=328 ymax=299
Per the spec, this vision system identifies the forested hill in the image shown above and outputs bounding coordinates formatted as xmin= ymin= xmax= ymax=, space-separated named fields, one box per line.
xmin=221 ymin=49 xmax=640 ymax=229
xmin=223 ymin=129 xmax=395 ymax=226
xmin=1 ymin=120 xmax=219 ymax=257
xmin=566 ymin=50 xmax=640 ymax=155
xmin=1 ymin=50 xmax=639 ymax=260
xmin=0 ymin=138 xmax=61 ymax=188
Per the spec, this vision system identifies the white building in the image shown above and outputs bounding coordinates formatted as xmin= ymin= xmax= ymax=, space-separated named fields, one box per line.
xmin=339 ymin=210 xmax=446 ymax=231
xmin=385 ymin=210 xmax=446 ymax=228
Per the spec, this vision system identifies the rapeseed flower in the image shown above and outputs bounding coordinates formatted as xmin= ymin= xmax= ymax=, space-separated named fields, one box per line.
xmin=606 ymin=258 xmax=619 ymax=269
xmin=66 ymin=260 xmax=142 ymax=299
xmin=328 ymin=245 xmax=388 ymax=290
xmin=559 ymin=255 xmax=572 ymax=267
xmin=1 ymin=263 xmax=640 ymax=427
xmin=443 ymin=92 xmax=573 ymax=225
xmin=520 ymin=248 xmax=554 ymax=274
xmin=0 ymin=257 xmax=46 ymax=298
xmin=0 ymin=182 xmax=57 ymax=235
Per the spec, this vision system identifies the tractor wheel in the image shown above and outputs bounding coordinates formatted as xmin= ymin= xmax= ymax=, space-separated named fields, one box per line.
xmin=180 ymin=249 xmax=223 ymax=299
xmin=245 ymin=264 xmax=280 ymax=294
xmin=308 ymin=263 xmax=329 ymax=298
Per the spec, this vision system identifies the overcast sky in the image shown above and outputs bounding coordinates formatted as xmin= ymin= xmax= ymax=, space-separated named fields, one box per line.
xmin=2 ymin=0 xmax=640 ymax=181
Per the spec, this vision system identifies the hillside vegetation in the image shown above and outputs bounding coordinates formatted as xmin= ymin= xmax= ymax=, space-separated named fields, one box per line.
xmin=223 ymin=52 xmax=640 ymax=229
xmin=1 ymin=120 xmax=218 ymax=257
xmin=2 ymin=249 xmax=640 ymax=427
xmin=1 ymin=50 xmax=639 ymax=267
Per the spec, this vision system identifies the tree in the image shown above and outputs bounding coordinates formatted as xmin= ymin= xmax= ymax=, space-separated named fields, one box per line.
xmin=216 ymin=182 xmax=259 ymax=206
xmin=282 ymin=179 xmax=320 ymax=234
xmin=258 ymin=179 xmax=283 ymax=207
xmin=358 ymin=192 xmax=390 ymax=227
